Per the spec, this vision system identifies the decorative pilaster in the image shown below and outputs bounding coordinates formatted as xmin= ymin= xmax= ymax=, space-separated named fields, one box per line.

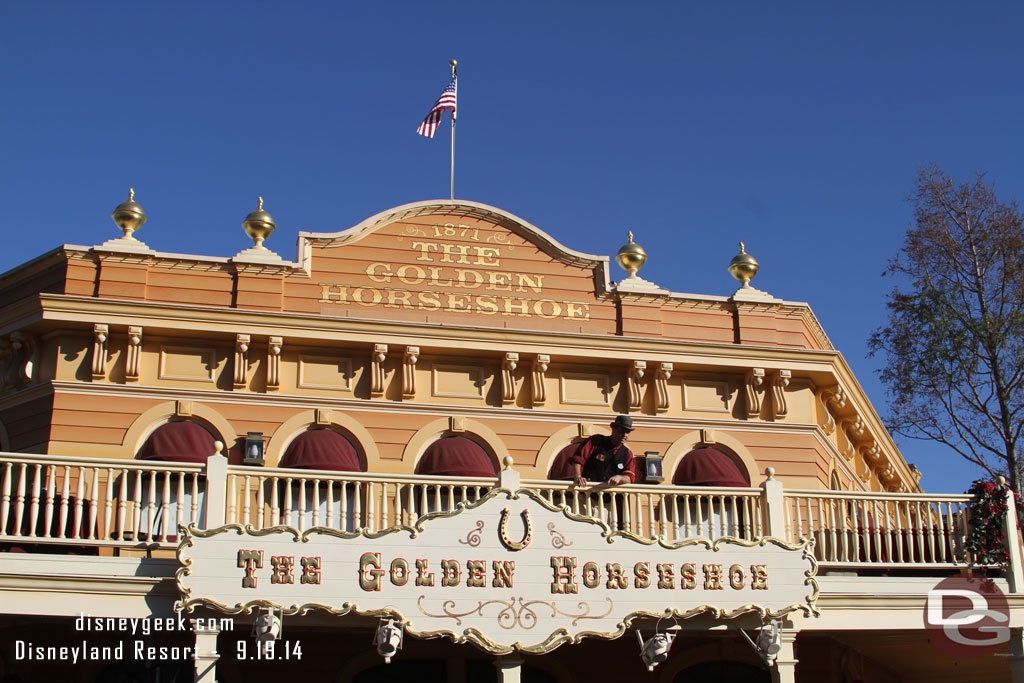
xmin=815 ymin=387 xmax=836 ymax=434
xmin=502 ymin=353 xmax=519 ymax=405
xmin=125 ymin=327 xmax=142 ymax=382
xmin=371 ymin=344 xmax=388 ymax=398
xmin=744 ymin=368 xmax=765 ymax=418
xmin=859 ymin=440 xmax=880 ymax=464
xmin=839 ymin=416 xmax=864 ymax=463
xmin=629 ymin=361 xmax=646 ymax=411
xmin=233 ymin=334 xmax=250 ymax=389
xmin=819 ymin=385 xmax=846 ymax=435
xmin=770 ymin=370 xmax=791 ymax=419
xmin=403 ymin=346 xmax=419 ymax=399
xmin=531 ymin=355 xmax=549 ymax=406
xmin=773 ymin=628 xmax=799 ymax=683
xmin=267 ymin=337 xmax=282 ymax=391
xmin=192 ymin=619 xmax=221 ymax=683
xmin=655 ymin=362 xmax=672 ymax=413
xmin=92 ymin=324 xmax=108 ymax=380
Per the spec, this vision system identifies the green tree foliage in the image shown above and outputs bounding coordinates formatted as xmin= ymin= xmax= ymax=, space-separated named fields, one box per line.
xmin=869 ymin=167 xmax=1024 ymax=493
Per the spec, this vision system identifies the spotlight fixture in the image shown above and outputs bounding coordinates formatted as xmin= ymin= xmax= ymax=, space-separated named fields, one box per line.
xmin=738 ymin=619 xmax=782 ymax=667
xmin=636 ymin=623 xmax=681 ymax=671
xmin=374 ymin=617 xmax=404 ymax=663
xmin=252 ymin=607 xmax=282 ymax=643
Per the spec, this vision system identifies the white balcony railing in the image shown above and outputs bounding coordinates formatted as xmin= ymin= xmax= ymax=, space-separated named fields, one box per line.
xmin=784 ymin=489 xmax=974 ymax=567
xmin=0 ymin=453 xmax=204 ymax=548
xmin=0 ymin=451 xmax=1014 ymax=578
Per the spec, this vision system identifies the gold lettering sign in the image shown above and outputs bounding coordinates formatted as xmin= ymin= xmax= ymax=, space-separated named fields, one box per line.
xmin=317 ymin=231 xmax=592 ymax=321
xmin=177 ymin=489 xmax=818 ymax=655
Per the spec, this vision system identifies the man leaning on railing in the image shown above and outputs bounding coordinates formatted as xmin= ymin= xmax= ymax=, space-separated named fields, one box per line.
xmin=570 ymin=416 xmax=637 ymax=486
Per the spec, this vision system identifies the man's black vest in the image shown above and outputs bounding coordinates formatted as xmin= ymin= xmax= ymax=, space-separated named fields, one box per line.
xmin=580 ymin=436 xmax=630 ymax=482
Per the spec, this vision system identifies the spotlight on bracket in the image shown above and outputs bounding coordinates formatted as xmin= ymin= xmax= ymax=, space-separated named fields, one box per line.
xmin=738 ymin=619 xmax=782 ymax=667
xmin=252 ymin=607 xmax=282 ymax=643
xmin=636 ymin=623 xmax=681 ymax=671
xmin=374 ymin=617 xmax=404 ymax=663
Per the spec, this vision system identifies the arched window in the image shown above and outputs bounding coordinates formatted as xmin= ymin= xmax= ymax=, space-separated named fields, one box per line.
xmin=673 ymin=447 xmax=750 ymax=487
xmin=413 ymin=435 xmax=497 ymax=516
xmin=548 ymin=442 xmax=585 ymax=480
xmin=673 ymin=447 xmax=751 ymax=540
xmin=274 ymin=428 xmax=365 ymax=532
xmin=280 ymin=429 xmax=363 ymax=472
xmin=138 ymin=420 xmax=217 ymax=463
xmin=416 ymin=435 xmax=497 ymax=477
xmin=132 ymin=420 xmax=217 ymax=540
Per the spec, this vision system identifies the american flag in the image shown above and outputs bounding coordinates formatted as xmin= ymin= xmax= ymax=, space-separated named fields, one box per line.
xmin=416 ymin=75 xmax=457 ymax=138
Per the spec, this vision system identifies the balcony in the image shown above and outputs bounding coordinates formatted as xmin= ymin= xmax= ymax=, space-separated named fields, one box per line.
xmin=0 ymin=449 xmax=1008 ymax=579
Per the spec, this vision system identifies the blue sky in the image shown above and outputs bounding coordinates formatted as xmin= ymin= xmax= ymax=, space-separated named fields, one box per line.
xmin=2 ymin=2 xmax=1022 ymax=493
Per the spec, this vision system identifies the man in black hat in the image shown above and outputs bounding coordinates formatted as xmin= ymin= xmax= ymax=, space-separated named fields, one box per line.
xmin=569 ymin=415 xmax=637 ymax=486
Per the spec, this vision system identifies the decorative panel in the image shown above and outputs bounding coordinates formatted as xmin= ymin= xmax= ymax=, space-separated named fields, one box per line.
xmin=159 ymin=346 xmax=217 ymax=382
xmin=298 ymin=355 xmax=353 ymax=391
xmin=432 ymin=364 xmax=485 ymax=399
xmin=559 ymin=372 xmax=611 ymax=406
xmin=682 ymin=379 xmax=732 ymax=413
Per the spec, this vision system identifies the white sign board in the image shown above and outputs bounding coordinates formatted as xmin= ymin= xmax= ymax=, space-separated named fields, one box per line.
xmin=177 ymin=488 xmax=818 ymax=653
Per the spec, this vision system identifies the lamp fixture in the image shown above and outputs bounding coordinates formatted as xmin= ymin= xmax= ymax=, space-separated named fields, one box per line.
xmin=252 ymin=607 xmax=282 ymax=643
xmin=374 ymin=617 xmax=404 ymax=663
xmin=636 ymin=622 xmax=681 ymax=671
xmin=643 ymin=451 xmax=664 ymax=483
xmin=738 ymin=619 xmax=782 ymax=667
xmin=244 ymin=432 xmax=265 ymax=466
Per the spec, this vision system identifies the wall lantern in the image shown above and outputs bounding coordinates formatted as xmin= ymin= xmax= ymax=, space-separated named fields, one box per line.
xmin=643 ymin=451 xmax=664 ymax=483
xmin=244 ymin=432 xmax=265 ymax=466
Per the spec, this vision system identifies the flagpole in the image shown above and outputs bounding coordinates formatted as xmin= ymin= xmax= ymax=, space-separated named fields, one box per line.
xmin=449 ymin=59 xmax=457 ymax=201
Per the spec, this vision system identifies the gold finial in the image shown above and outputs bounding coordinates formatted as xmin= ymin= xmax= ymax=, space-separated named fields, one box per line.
xmin=243 ymin=196 xmax=276 ymax=248
xmin=728 ymin=240 xmax=760 ymax=288
xmin=450 ymin=59 xmax=458 ymax=67
xmin=628 ymin=230 xmax=634 ymax=242
xmin=615 ymin=231 xmax=647 ymax=277
xmin=112 ymin=188 xmax=147 ymax=238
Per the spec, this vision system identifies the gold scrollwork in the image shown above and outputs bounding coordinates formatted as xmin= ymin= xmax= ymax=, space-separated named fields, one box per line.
xmin=417 ymin=596 xmax=613 ymax=630
xmin=499 ymin=508 xmax=533 ymax=550
xmin=458 ymin=520 xmax=485 ymax=547
xmin=547 ymin=522 xmax=573 ymax=548
xmin=403 ymin=225 xmax=427 ymax=237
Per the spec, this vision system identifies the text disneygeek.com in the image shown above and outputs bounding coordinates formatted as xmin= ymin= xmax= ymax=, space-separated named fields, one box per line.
xmin=14 ymin=614 xmax=235 ymax=664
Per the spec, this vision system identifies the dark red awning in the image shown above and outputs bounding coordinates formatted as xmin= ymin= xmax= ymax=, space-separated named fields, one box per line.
xmin=673 ymin=447 xmax=750 ymax=487
xmin=280 ymin=429 xmax=363 ymax=472
xmin=417 ymin=435 xmax=498 ymax=477
xmin=548 ymin=442 xmax=583 ymax=480
xmin=138 ymin=421 xmax=216 ymax=463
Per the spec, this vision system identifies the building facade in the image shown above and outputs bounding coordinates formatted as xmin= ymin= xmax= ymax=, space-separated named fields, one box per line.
xmin=0 ymin=196 xmax=1020 ymax=682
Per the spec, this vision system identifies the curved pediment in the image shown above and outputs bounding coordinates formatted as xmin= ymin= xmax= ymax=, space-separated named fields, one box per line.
xmin=298 ymin=199 xmax=609 ymax=270
xmin=297 ymin=200 xmax=617 ymax=334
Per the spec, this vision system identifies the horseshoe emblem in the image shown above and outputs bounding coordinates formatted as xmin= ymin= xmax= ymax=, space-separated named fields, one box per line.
xmin=498 ymin=508 xmax=533 ymax=551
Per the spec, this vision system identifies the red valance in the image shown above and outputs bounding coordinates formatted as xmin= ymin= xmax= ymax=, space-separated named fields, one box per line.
xmin=138 ymin=421 xmax=216 ymax=464
xmin=548 ymin=442 xmax=583 ymax=480
xmin=417 ymin=435 xmax=497 ymax=477
xmin=280 ymin=429 xmax=363 ymax=472
xmin=673 ymin=447 xmax=750 ymax=487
